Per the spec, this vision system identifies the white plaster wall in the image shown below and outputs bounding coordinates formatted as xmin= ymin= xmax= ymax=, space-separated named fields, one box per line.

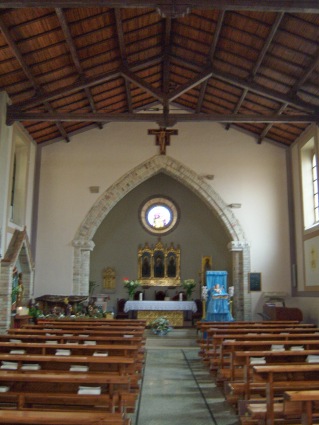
xmin=35 ymin=120 xmax=291 ymax=316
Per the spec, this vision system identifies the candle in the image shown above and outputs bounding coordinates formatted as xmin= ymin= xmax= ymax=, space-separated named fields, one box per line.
xmin=139 ymin=292 xmax=143 ymax=301
xmin=179 ymin=292 xmax=183 ymax=301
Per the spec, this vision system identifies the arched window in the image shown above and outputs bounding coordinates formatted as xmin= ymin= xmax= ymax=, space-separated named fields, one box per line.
xmin=312 ymin=153 xmax=319 ymax=224
xmin=139 ymin=196 xmax=179 ymax=235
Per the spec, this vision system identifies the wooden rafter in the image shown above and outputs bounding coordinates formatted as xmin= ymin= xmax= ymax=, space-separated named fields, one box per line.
xmin=226 ymin=12 xmax=284 ymax=132
xmin=55 ymin=8 xmax=103 ymax=130
xmin=0 ymin=15 xmax=70 ymax=142
xmin=1 ymin=1 xmax=319 ymax=14
xmin=171 ymin=55 xmax=319 ymax=113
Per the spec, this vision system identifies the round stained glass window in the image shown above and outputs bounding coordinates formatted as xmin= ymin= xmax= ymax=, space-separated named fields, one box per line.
xmin=139 ymin=196 xmax=179 ymax=235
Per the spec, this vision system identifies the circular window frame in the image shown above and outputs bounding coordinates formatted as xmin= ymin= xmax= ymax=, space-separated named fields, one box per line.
xmin=139 ymin=196 xmax=180 ymax=235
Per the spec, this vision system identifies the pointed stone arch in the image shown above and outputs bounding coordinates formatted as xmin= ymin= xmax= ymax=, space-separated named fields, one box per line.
xmin=73 ymin=155 xmax=251 ymax=319
xmin=0 ymin=228 xmax=35 ymax=330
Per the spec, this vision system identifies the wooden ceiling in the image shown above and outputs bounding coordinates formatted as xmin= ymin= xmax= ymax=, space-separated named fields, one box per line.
xmin=0 ymin=1 xmax=319 ymax=146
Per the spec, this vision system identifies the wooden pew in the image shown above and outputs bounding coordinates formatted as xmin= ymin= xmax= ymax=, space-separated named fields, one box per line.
xmin=197 ymin=321 xmax=313 ymax=335
xmin=0 ymin=409 xmax=130 ymax=425
xmin=0 ymin=341 xmax=141 ymax=357
xmin=246 ymin=364 xmax=319 ymax=425
xmin=1 ymin=345 xmax=142 ymax=385
xmin=0 ymin=321 xmax=144 ymax=420
xmin=225 ymin=349 xmax=319 ymax=407
xmin=198 ymin=325 xmax=318 ymax=360
xmin=8 ymin=328 xmax=145 ymax=337
xmin=284 ymin=390 xmax=319 ymax=425
xmin=0 ymin=333 xmax=144 ymax=346
xmin=36 ymin=318 xmax=146 ymax=326
xmin=0 ymin=353 xmax=136 ymax=375
xmin=0 ymin=369 xmax=137 ymax=412
xmin=220 ymin=339 xmax=319 ymax=374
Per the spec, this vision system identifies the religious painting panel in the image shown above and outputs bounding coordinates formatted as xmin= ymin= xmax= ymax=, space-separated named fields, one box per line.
xmin=138 ymin=240 xmax=180 ymax=286
xmin=201 ymin=256 xmax=212 ymax=286
xmin=102 ymin=267 xmax=116 ymax=290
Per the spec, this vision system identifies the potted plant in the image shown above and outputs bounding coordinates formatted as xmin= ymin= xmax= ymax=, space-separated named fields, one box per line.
xmin=182 ymin=279 xmax=197 ymax=300
xmin=123 ymin=278 xmax=140 ymax=299
xmin=149 ymin=316 xmax=172 ymax=336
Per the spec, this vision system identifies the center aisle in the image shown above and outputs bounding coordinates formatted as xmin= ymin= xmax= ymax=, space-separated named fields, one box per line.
xmin=132 ymin=343 xmax=238 ymax=425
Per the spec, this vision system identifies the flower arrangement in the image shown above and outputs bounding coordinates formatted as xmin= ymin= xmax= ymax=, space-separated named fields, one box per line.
xmin=123 ymin=278 xmax=140 ymax=299
xmin=182 ymin=279 xmax=196 ymax=300
xmin=149 ymin=316 xmax=172 ymax=335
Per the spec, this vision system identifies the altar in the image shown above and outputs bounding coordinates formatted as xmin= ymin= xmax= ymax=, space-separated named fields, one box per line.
xmin=124 ymin=300 xmax=197 ymax=326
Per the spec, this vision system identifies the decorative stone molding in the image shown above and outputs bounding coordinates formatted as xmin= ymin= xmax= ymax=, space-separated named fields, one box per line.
xmin=228 ymin=241 xmax=250 ymax=251
xmin=72 ymin=239 xmax=95 ymax=251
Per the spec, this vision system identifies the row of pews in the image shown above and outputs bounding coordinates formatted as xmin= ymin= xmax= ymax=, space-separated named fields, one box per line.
xmin=0 ymin=317 xmax=147 ymax=424
xmin=197 ymin=319 xmax=319 ymax=425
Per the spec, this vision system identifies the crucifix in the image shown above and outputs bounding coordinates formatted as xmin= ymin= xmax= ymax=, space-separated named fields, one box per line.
xmin=148 ymin=127 xmax=178 ymax=155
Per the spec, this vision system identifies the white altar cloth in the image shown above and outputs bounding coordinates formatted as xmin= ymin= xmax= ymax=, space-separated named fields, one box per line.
xmin=124 ymin=300 xmax=197 ymax=313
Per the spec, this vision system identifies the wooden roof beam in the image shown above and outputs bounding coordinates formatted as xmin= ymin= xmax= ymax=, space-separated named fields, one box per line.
xmin=7 ymin=110 xmax=319 ymax=126
xmin=162 ymin=17 xmax=172 ymax=94
xmin=0 ymin=16 xmax=69 ymax=142
xmin=120 ymin=65 xmax=164 ymax=102
xmin=167 ymin=69 xmax=213 ymax=102
xmin=1 ymin=1 xmax=319 ymax=14
xmin=196 ymin=10 xmax=225 ymax=113
xmin=226 ymin=12 xmax=284 ymax=130
xmin=56 ymin=8 xmax=103 ymax=129
xmin=114 ymin=9 xmax=133 ymax=113
xmin=15 ymin=56 xmax=162 ymax=110
xmin=171 ymin=55 xmax=319 ymax=113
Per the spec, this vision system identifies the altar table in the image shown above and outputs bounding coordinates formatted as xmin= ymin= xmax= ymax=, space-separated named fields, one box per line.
xmin=124 ymin=301 xmax=197 ymax=326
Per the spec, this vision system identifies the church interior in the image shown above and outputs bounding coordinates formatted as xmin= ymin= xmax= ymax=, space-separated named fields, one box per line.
xmin=0 ymin=1 xmax=319 ymax=424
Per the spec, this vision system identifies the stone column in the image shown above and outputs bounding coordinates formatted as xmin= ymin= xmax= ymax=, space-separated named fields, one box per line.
xmin=72 ymin=239 xmax=95 ymax=295
xmin=228 ymin=241 xmax=251 ymax=321
xmin=0 ymin=263 xmax=13 ymax=330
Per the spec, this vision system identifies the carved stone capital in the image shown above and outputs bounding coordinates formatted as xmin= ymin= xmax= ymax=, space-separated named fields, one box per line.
xmin=227 ymin=240 xmax=250 ymax=252
xmin=72 ymin=239 xmax=95 ymax=251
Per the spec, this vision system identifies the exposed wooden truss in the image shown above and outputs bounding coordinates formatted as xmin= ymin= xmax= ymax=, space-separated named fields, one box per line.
xmin=0 ymin=2 xmax=318 ymax=146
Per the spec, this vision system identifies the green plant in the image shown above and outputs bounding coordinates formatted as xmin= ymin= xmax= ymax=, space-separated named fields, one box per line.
xmin=149 ymin=316 xmax=172 ymax=333
xmin=181 ymin=279 xmax=196 ymax=300
xmin=123 ymin=279 xmax=140 ymax=299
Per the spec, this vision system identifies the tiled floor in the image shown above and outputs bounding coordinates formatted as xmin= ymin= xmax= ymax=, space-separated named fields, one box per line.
xmin=132 ymin=332 xmax=239 ymax=425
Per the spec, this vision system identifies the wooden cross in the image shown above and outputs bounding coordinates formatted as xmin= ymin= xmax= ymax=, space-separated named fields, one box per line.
xmin=148 ymin=127 xmax=178 ymax=155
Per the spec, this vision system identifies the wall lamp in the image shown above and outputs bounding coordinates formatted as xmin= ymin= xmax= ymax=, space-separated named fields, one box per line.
xmin=228 ymin=203 xmax=242 ymax=208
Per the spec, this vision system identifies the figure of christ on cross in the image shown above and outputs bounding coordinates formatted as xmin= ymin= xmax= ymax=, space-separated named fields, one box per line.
xmin=148 ymin=127 xmax=178 ymax=155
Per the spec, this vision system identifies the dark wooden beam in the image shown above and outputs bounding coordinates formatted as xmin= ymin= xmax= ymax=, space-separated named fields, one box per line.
xmin=0 ymin=15 xmax=69 ymax=142
xmin=162 ymin=17 xmax=172 ymax=94
xmin=55 ymin=8 xmax=102 ymax=129
xmin=167 ymin=69 xmax=212 ymax=102
xmin=114 ymin=9 xmax=133 ymax=113
xmin=7 ymin=110 xmax=318 ymax=125
xmin=171 ymin=55 xmax=319 ymax=113
xmin=196 ymin=10 xmax=224 ymax=113
xmin=15 ymin=57 xmax=162 ymax=110
xmin=120 ymin=65 xmax=164 ymax=101
xmin=226 ymin=12 xmax=284 ymax=130
xmin=1 ymin=1 xmax=318 ymax=13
